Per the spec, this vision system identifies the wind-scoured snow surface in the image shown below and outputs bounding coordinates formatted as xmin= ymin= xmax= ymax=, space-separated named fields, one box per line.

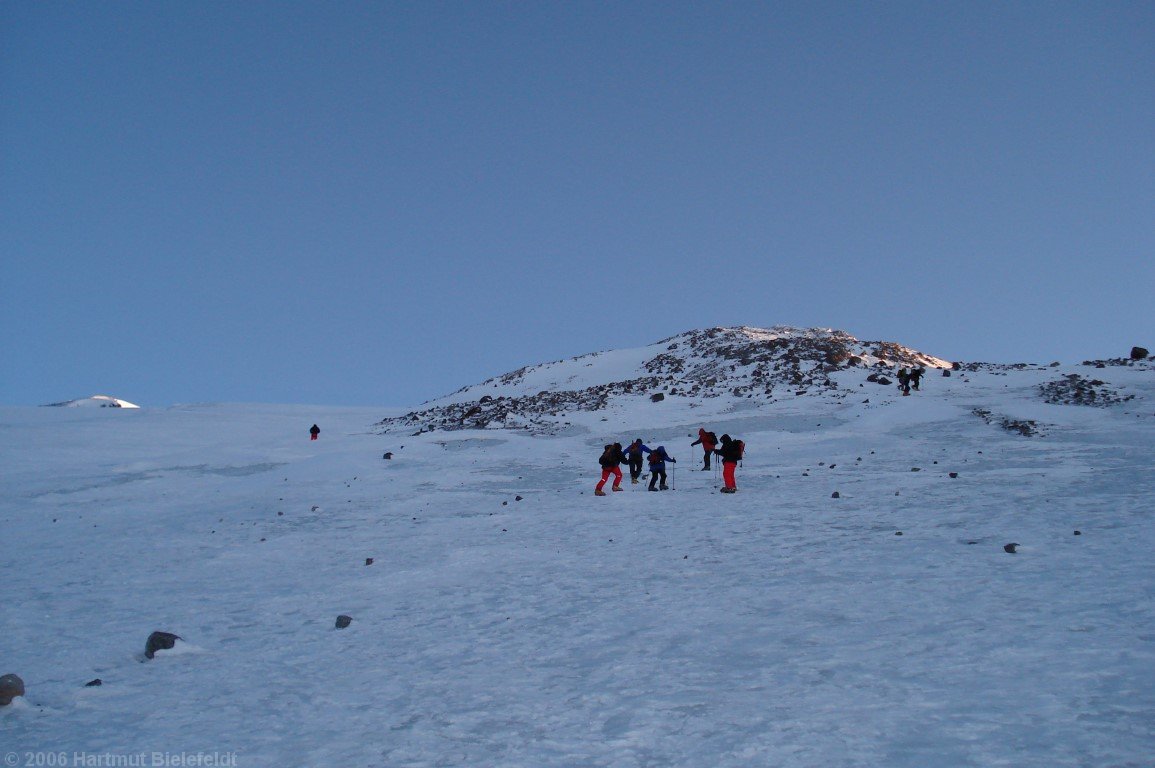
xmin=3 ymin=346 xmax=1154 ymax=767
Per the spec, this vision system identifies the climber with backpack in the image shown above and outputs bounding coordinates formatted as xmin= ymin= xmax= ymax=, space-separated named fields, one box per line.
xmin=624 ymin=438 xmax=652 ymax=484
xmin=690 ymin=428 xmax=718 ymax=470
xmin=714 ymin=434 xmax=745 ymax=493
xmin=646 ymin=446 xmax=676 ymax=491
xmin=897 ymin=368 xmax=912 ymax=396
xmin=595 ymin=442 xmax=627 ymax=496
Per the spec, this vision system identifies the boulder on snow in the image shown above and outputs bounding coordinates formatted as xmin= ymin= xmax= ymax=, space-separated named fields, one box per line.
xmin=383 ymin=452 xmax=393 ymax=460
xmin=144 ymin=631 xmax=181 ymax=659
xmin=650 ymin=392 xmax=665 ymax=402
xmin=1004 ymin=543 xmax=1019 ymax=554
xmin=1131 ymin=346 xmax=1149 ymax=360
xmin=335 ymin=615 xmax=353 ymax=629
xmin=85 ymin=678 xmax=103 ymax=687
xmin=0 ymin=673 xmax=25 ymax=705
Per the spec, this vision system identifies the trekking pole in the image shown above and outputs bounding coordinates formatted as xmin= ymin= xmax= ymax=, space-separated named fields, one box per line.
xmin=672 ymin=463 xmax=676 ymax=490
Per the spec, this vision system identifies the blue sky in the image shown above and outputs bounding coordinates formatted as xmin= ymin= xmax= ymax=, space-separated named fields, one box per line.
xmin=2 ymin=1 xmax=1151 ymax=407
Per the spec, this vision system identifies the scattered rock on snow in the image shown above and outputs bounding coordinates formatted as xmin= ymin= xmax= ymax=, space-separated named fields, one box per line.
xmin=1131 ymin=346 xmax=1149 ymax=360
xmin=973 ymin=408 xmax=1043 ymax=436
xmin=0 ymin=673 xmax=25 ymax=705
xmin=85 ymin=678 xmax=103 ymax=687
xmin=831 ymin=491 xmax=840 ymax=498
xmin=335 ymin=615 xmax=353 ymax=629
xmin=1004 ymin=543 xmax=1019 ymax=554
xmin=1040 ymin=374 xmax=1133 ymax=407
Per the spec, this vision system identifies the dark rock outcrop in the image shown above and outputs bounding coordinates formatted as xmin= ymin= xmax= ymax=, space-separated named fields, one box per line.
xmin=0 ymin=673 xmax=24 ymax=705
xmin=144 ymin=631 xmax=181 ymax=659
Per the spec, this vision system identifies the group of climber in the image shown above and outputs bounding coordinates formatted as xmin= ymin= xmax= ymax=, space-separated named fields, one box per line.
xmin=596 ymin=440 xmax=677 ymax=495
xmin=595 ymin=427 xmax=744 ymax=496
xmin=897 ymin=367 xmax=925 ymax=396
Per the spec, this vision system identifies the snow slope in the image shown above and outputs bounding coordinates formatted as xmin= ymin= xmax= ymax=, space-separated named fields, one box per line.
xmin=1 ymin=349 xmax=1153 ymax=767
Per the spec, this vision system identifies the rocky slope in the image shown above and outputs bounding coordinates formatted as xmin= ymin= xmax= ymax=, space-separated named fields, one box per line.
xmin=378 ymin=326 xmax=954 ymax=434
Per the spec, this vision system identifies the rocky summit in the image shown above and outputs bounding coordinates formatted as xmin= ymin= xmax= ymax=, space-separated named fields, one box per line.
xmin=379 ymin=326 xmax=953 ymax=434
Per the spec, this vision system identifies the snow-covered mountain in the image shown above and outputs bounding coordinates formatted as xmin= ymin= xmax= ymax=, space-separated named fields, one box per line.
xmin=42 ymin=394 xmax=141 ymax=409
xmin=2 ymin=332 xmax=1153 ymax=767
xmin=384 ymin=326 xmax=952 ymax=433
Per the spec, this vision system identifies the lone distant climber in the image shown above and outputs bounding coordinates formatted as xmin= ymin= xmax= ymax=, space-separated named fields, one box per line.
xmin=595 ymin=442 xmax=627 ymax=496
xmin=309 ymin=424 xmax=320 ymax=441
xmin=646 ymin=446 xmax=676 ymax=491
xmin=691 ymin=428 xmax=718 ymax=470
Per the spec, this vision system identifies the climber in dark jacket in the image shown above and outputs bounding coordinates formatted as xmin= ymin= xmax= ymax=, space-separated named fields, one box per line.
xmin=624 ymin=439 xmax=652 ymax=484
xmin=309 ymin=424 xmax=320 ymax=441
xmin=909 ymin=366 xmax=925 ymax=391
xmin=714 ymin=434 xmax=744 ymax=493
xmin=646 ymin=446 xmax=676 ymax=491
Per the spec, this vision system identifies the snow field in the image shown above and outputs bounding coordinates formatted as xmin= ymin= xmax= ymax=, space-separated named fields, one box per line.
xmin=2 ymin=363 xmax=1152 ymax=767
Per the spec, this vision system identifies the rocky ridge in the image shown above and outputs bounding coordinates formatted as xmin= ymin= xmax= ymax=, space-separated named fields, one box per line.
xmin=378 ymin=326 xmax=953 ymax=435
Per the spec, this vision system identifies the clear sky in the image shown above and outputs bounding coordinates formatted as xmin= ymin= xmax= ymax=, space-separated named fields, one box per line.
xmin=2 ymin=1 xmax=1152 ymax=408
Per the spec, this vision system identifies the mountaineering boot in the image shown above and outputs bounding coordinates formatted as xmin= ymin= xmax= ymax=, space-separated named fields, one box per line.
xmin=660 ymin=484 xmax=668 ymax=490
xmin=595 ymin=489 xmax=607 ymax=496
xmin=612 ymin=486 xmax=624 ymax=492
xmin=631 ymin=478 xmax=639 ymax=484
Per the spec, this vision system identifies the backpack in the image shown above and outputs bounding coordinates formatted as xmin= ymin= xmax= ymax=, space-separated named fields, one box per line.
xmin=734 ymin=440 xmax=745 ymax=460
xmin=707 ymin=432 xmax=718 ymax=445
xmin=648 ymin=451 xmax=662 ymax=466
